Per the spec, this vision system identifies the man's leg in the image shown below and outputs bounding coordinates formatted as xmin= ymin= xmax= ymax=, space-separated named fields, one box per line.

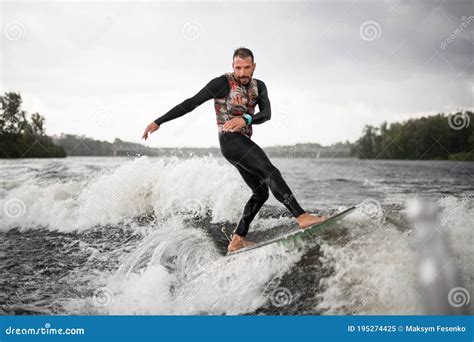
xmin=219 ymin=132 xmax=305 ymax=218
xmin=233 ymin=164 xmax=269 ymax=237
xmin=219 ymin=132 xmax=327 ymax=253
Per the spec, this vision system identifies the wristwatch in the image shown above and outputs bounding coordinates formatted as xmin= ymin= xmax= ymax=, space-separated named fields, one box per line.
xmin=242 ymin=114 xmax=253 ymax=126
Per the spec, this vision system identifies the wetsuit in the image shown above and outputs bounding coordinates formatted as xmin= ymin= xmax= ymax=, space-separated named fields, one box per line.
xmin=154 ymin=73 xmax=306 ymax=237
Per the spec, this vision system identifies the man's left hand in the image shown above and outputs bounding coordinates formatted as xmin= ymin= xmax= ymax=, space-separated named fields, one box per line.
xmin=223 ymin=117 xmax=246 ymax=132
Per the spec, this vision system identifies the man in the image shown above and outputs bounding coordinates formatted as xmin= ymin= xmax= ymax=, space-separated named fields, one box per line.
xmin=142 ymin=47 xmax=327 ymax=252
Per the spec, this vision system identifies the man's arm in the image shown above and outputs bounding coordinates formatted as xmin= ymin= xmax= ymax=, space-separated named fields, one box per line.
xmin=154 ymin=75 xmax=229 ymax=126
xmin=251 ymin=80 xmax=271 ymax=125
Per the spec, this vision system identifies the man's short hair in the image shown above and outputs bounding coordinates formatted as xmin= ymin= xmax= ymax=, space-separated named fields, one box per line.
xmin=233 ymin=47 xmax=254 ymax=63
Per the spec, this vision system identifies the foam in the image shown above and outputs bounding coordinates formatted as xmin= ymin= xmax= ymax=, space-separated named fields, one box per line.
xmin=0 ymin=156 xmax=248 ymax=232
xmin=100 ymin=216 xmax=304 ymax=315
xmin=316 ymin=196 xmax=473 ymax=315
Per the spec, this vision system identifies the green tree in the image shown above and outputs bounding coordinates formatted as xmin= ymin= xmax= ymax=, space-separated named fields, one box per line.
xmin=0 ymin=92 xmax=65 ymax=158
xmin=30 ymin=112 xmax=45 ymax=136
xmin=0 ymin=92 xmax=28 ymax=135
xmin=351 ymin=111 xmax=473 ymax=160
xmin=353 ymin=125 xmax=379 ymax=158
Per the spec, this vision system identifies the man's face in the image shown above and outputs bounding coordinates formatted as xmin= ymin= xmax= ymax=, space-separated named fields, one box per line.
xmin=232 ymin=56 xmax=256 ymax=85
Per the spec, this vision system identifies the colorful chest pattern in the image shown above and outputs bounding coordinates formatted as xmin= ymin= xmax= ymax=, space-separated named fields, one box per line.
xmin=213 ymin=73 xmax=259 ymax=138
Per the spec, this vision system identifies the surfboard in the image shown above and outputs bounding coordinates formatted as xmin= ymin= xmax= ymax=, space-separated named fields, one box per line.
xmin=226 ymin=206 xmax=357 ymax=256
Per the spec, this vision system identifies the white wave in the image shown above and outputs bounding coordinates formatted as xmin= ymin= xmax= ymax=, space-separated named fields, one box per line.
xmin=97 ymin=216 xmax=303 ymax=315
xmin=0 ymin=156 xmax=249 ymax=232
xmin=316 ymin=209 xmax=420 ymax=315
xmin=316 ymin=195 xmax=474 ymax=315
xmin=438 ymin=195 xmax=474 ymax=293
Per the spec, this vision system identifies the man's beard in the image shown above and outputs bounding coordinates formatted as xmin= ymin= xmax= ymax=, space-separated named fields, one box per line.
xmin=238 ymin=74 xmax=252 ymax=85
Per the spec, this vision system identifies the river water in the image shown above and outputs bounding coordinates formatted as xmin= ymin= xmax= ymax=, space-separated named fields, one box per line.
xmin=0 ymin=156 xmax=472 ymax=315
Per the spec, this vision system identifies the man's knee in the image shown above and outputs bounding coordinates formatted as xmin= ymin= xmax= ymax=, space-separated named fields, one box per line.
xmin=262 ymin=164 xmax=280 ymax=182
xmin=253 ymin=186 xmax=269 ymax=202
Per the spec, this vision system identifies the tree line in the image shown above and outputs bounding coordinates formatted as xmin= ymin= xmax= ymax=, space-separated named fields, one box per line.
xmin=1 ymin=91 xmax=472 ymax=160
xmin=0 ymin=92 xmax=66 ymax=158
xmin=351 ymin=111 xmax=473 ymax=161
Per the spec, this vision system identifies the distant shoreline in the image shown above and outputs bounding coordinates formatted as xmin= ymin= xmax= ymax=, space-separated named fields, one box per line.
xmin=1 ymin=92 xmax=472 ymax=161
xmin=47 ymin=134 xmax=353 ymax=159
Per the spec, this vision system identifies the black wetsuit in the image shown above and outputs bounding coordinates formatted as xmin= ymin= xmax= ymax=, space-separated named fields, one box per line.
xmin=154 ymin=75 xmax=306 ymax=237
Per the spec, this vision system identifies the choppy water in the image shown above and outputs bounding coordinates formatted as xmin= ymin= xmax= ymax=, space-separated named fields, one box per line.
xmin=0 ymin=156 xmax=472 ymax=315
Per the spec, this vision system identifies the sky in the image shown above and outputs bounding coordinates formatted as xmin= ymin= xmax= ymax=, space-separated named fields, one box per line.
xmin=1 ymin=0 xmax=473 ymax=147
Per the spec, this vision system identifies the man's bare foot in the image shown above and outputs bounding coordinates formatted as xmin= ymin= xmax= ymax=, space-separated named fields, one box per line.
xmin=296 ymin=212 xmax=328 ymax=229
xmin=243 ymin=238 xmax=255 ymax=247
xmin=227 ymin=234 xmax=254 ymax=253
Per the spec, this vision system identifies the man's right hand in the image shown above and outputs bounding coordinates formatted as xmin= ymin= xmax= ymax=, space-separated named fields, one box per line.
xmin=142 ymin=122 xmax=160 ymax=140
